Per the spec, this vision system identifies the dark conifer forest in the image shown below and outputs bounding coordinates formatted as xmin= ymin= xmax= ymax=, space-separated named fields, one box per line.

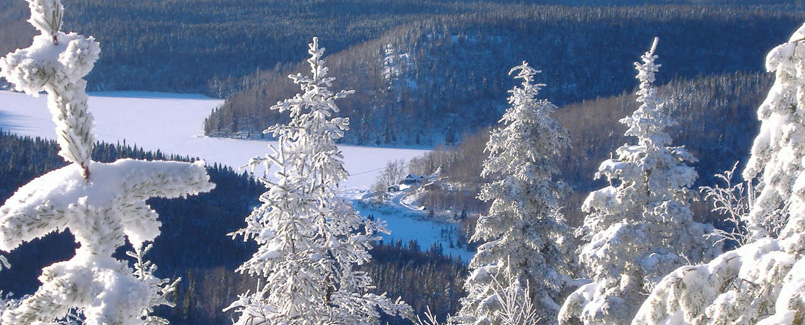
xmin=207 ymin=6 xmax=801 ymax=146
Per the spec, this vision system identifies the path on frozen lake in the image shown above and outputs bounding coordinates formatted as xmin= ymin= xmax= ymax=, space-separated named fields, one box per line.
xmin=0 ymin=91 xmax=428 ymax=189
xmin=348 ymin=189 xmax=475 ymax=262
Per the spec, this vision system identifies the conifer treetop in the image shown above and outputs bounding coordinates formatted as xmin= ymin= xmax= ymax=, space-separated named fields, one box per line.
xmin=0 ymin=0 xmax=100 ymax=180
xmin=622 ymin=37 xmax=674 ymax=151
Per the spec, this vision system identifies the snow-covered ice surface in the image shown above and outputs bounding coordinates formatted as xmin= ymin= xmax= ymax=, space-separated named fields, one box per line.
xmin=0 ymin=90 xmax=427 ymax=189
xmin=0 ymin=90 xmax=472 ymax=261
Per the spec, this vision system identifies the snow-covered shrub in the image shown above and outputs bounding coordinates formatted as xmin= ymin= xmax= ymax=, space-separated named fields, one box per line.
xmin=559 ymin=38 xmax=720 ymax=325
xmin=227 ymin=37 xmax=411 ymax=324
xmin=416 ymin=307 xmax=450 ymax=325
xmin=489 ymin=264 xmax=541 ymax=325
xmin=456 ymin=62 xmax=572 ymax=325
xmin=0 ymin=1 xmax=215 ymax=323
xmin=701 ymin=162 xmax=755 ymax=247
xmin=633 ymin=23 xmax=805 ymax=325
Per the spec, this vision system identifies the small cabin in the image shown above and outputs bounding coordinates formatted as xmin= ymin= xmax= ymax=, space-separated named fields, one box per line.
xmin=400 ymin=174 xmax=420 ymax=185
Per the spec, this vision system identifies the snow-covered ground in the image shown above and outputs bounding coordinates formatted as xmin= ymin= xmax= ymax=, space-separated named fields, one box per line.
xmin=0 ymin=90 xmax=473 ymax=261
xmin=347 ymin=189 xmax=475 ymax=262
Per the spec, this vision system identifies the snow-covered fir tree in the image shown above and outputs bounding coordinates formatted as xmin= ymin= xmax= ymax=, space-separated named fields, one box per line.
xmin=381 ymin=43 xmax=405 ymax=90
xmin=558 ymin=38 xmax=719 ymax=325
xmin=226 ymin=37 xmax=410 ymax=324
xmin=456 ymin=62 xmax=571 ymax=325
xmin=633 ymin=23 xmax=805 ymax=325
xmin=0 ymin=0 xmax=215 ymax=324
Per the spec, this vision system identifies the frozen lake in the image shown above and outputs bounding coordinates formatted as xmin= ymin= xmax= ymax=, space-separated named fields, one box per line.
xmin=0 ymin=90 xmax=428 ymax=190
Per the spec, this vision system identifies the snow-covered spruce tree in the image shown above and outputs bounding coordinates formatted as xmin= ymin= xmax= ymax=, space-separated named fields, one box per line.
xmin=558 ymin=38 xmax=719 ymax=325
xmin=227 ymin=38 xmax=410 ymax=324
xmin=633 ymin=23 xmax=805 ymax=325
xmin=456 ymin=62 xmax=571 ymax=325
xmin=0 ymin=1 xmax=215 ymax=323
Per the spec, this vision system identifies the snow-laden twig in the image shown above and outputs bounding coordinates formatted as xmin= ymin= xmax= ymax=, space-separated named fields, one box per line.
xmin=701 ymin=162 xmax=754 ymax=247
xmin=0 ymin=0 xmax=98 ymax=180
xmin=127 ymin=243 xmax=182 ymax=325
xmin=489 ymin=266 xmax=541 ymax=325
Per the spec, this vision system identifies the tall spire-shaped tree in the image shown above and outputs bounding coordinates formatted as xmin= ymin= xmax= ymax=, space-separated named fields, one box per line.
xmin=634 ymin=24 xmax=805 ymax=325
xmin=0 ymin=0 xmax=215 ymax=324
xmin=457 ymin=62 xmax=571 ymax=325
xmin=559 ymin=38 xmax=719 ymax=325
xmin=227 ymin=38 xmax=410 ymax=324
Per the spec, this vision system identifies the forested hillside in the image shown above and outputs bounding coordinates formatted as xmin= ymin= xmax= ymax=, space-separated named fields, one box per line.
xmin=0 ymin=2 xmax=32 ymax=65
xmin=0 ymin=0 xmax=543 ymax=94
xmin=0 ymin=0 xmax=800 ymax=97
xmin=205 ymin=5 xmax=802 ymax=145
xmin=0 ymin=0 xmax=446 ymax=93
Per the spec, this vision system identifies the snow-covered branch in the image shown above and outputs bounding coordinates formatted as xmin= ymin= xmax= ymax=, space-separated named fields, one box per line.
xmin=0 ymin=1 xmax=215 ymax=323
xmin=0 ymin=0 xmax=99 ymax=180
